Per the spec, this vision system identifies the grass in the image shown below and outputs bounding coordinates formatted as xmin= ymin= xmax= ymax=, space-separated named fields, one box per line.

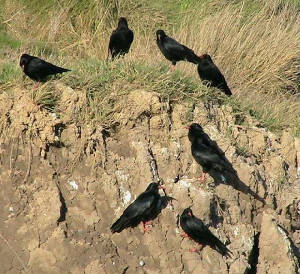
xmin=0 ymin=0 xmax=299 ymax=134
xmin=0 ymin=63 xmax=20 ymax=84
xmin=30 ymin=83 xmax=59 ymax=112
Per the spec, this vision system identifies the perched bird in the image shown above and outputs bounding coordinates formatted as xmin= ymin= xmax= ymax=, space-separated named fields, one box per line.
xmin=111 ymin=183 xmax=163 ymax=233
xmin=197 ymin=54 xmax=232 ymax=96
xmin=156 ymin=30 xmax=201 ymax=71
xmin=187 ymin=123 xmax=234 ymax=183
xmin=108 ymin=17 xmax=134 ymax=60
xmin=180 ymin=208 xmax=232 ymax=257
xmin=20 ymin=53 xmax=70 ymax=82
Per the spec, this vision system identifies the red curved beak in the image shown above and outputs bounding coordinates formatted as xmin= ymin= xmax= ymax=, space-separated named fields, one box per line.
xmin=185 ymin=126 xmax=191 ymax=130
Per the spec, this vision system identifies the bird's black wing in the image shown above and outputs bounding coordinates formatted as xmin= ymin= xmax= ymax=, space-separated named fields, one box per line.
xmin=185 ymin=216 xmax=232 ymax=257
xmin=122 ymin=191 xmax=156 ymax=220
xmin=28 ymin=58 xmax=69 ymax=80
xmin=108 ymin=30 xmax=119 ymax=54
xmin=127 ymin=29 xmax=134 ymax=44
xmin=192 ymin=142 xmax=222 ymax=164
xmin=200 ymin=133 xmax=225 ymax=158
xmin=163 ymin=36 xmax=200 ymax=64
xmin=203 ymin=63 xmax=226 ymax=86
xmin=108 ymin=29 xmax=133 ymax=57
xmin=184 ymin=216 xmax=207 ymax=241
xmin=163 ymin=37 xmax=191 ymax=59
xmin=110 ymin=191 xmax=156 ymax=233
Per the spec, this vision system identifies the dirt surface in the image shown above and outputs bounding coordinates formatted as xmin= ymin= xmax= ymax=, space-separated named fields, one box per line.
xmin=0 ymin=86 xmax=299 ymax=274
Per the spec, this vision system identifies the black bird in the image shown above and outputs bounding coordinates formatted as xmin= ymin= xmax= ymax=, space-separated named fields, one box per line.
xmin=156 ymin=30 xmax=201 ymax=71
xmin=180 ymin=208 xmax=232 ymax=257
xmin=187 ymin=123 xmax=234 ymax=183
xmin=197 ymin=54 xmax=232 ymax=96
xmin=20 ymin=53 xmax=70 ymax=82
xmin=108 ymin=17 xmax=134 ymax=60
xmin=111 ymin=183 xmax=164 ymax=233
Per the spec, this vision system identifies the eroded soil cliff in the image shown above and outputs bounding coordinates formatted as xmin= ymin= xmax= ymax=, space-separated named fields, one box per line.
xmin=0 ymin=86 xmax=299 ymax=274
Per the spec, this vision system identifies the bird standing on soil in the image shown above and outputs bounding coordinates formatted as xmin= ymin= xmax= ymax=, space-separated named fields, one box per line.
xmin=180 ymin=208 xmax=232 ymax=257
xmin=108 ymin=17 xmax=134 ymax=60
xmin=110 ymin=183 xmax=164 ymax=233
xmin=197 ymin=54 xmax=232 ymax=96
xmin=156 ymin=30 xmax=201 ymax=71
xmin=187 ymin=123 xmax=233 ymax=183
xmin=19 ymin=53 xmax=70 ymax=82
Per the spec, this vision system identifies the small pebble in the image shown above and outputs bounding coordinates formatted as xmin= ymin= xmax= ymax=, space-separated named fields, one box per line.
xmin=139 ymin=260 xmax=145 ymax=267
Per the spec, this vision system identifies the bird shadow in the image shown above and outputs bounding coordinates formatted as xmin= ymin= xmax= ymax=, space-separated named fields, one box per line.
xmin=201 ymin=131 xmax=266 ymax=206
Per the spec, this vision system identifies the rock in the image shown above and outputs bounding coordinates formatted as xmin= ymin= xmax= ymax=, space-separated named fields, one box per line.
xmin=28 ymin=248 xmax=59 ymax=273
xmin=85 ymin=260 xmax=106 ymax=274
xmin=257 ymin=212 xmax=299 ymax=274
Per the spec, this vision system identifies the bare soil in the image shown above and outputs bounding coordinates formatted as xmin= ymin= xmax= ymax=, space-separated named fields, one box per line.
xmin=0 ymin=86 xmax=299 ymax=274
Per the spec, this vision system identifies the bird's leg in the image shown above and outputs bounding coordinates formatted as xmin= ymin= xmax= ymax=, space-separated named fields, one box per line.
xmin=189 ymin=247 xmax=199 ymax=253
xmin=170 ymin=64 xmax=176 ymax=72
xmin=181 ymin=232 xmax=190 ymax=238
xmin=142 ymin=221 xmax=152 ymax=233
xmin=33 ymin=82 xmax=40 ymax=90
xmin=189 ymin=243 xmax=204 ymax=253
xmin=198 ymin=172 xmax=208 ymax=183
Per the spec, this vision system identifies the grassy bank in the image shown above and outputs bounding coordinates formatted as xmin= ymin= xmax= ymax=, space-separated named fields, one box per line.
xmin=0 ymin=0 xmax=299 ymax=133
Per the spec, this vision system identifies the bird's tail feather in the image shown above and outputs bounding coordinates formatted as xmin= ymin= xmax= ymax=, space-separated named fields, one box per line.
xmin=186 ymin=52 xmax=202 ymax=65
xmin=183 ymin=46 xmax=202 ymax=64
xmin=57 ymin=67 xmax=71 ymax=73
xmin=52 ymin=65 xmax=71 ymax=73
xmin=222 ymin=84 xmax=232 ymax=96
xmin=110 ymin=217 xmax=128 ymax=233
xmin=215 ymin=239 xmax=233 ymax=258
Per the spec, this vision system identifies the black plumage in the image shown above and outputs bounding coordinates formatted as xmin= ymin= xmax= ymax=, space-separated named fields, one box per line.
xmin=180 ymin=208 xmax=232 ymax=257
xmin=197 ymin=54 xmax=232 ymax=96
xmin=156 ymin=30 xmax=201 ymax=70
xmin=108 ymin=17 xmax=134 ymax=60
xmin=187 ymin=123 xmax=234 ymax=182
xmin=20 ymin=53 xmax=70 ymax=82
xmin=111 ymin=183 xmax=162 ymax=233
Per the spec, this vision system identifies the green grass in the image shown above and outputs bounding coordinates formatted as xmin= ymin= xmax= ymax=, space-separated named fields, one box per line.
xmin=31 ymin=84 xmax=59 ymax=112
xmin=0 ymin=63 xmax=20 ymax=84
xmin=0 ymin=32 xmax=21 ymax=49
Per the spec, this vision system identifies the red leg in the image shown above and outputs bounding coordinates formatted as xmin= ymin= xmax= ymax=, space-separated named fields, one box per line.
xmin=198 ymin=172 xmax=208 ymax=183
xmin=189 ymin=243 xmax=204 ymax=253
xmin=142 ymin=221 xmax=152 ymax=233
xmin=170 ymin=64 xmax=176 ymax=72
xmin=33 ymin=82 xmax=40 ymax=89
xmin=189 ymin=247 xmax=199 ymax=253
xmin=181 ymin=232 xmax=190 ymax=238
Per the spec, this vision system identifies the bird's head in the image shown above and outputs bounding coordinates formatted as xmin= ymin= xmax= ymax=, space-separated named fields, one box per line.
xmin=186 ymin=123 xmax=204 ymax=142
xmin=145 ymin=182 xmax=165 ymax=193
xmin=19 ymin=53 xmax=32 ymax=71
xmin=156 ymin=30 xmax=166 ymax=40
xmin=118 ymin=17 xmax=128 ymax=28
xmin=198 ymin=53 xmax=212 ymax=61
xmin=183 ymin=207 xmax=193 ymax=217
